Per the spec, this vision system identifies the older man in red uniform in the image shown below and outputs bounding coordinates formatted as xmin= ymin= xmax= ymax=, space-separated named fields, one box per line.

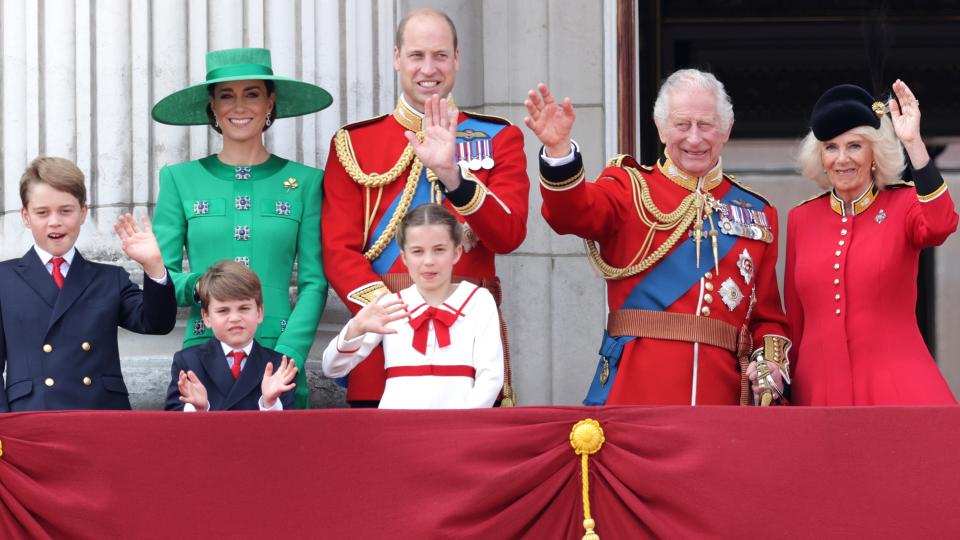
xmin=524 ymin=70 xmax=789 ymax=405
xmin=322 ymin=8 xmax=528 ymax=406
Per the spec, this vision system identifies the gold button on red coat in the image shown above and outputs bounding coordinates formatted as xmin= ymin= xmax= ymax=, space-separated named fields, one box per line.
xmin=701 ymin=306 xmax=711 ymax=316
xmin=703 ymin=293 xmax=713 ymax=304
xmin=833 ymin=278 xmax=840 ymax=285
xmin=834 ymin=263 xmax=840 ymax=270
xmin=835 ymin=309 xmax=841 ymax=316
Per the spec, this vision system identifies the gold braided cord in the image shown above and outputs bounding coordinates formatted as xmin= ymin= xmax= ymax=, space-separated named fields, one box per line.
xmin=585 ymin=166 xmax=698 ymax=280
xmin=363 ymin=158 xmax=424 ymax=261
xmin=334 ymin=129 xmax=416 ymax=188
xmin=570 ymin=419 xmax=605 ymax=540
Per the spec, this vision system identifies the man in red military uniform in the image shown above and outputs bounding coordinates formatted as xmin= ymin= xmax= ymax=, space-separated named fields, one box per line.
xmin=322 ymin=8 xmax=528 ymax=406
xmin=524 ymin=70 xmax=789 ymax=405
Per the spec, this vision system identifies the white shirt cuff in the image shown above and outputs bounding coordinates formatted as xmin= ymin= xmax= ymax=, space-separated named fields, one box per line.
xmin=148 ymin=268 xmax=169 ymax=285
xmin=182 ymin=401 xmax=210 ymax=412
xmin=540 ymin=141 xmax=578 ymax=167
xmin=258 ymin=395 xmax=283 ymax=411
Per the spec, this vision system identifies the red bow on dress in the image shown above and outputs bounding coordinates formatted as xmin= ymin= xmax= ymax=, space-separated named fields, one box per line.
xmin=408 ymin=306 xmax=459 ymax=355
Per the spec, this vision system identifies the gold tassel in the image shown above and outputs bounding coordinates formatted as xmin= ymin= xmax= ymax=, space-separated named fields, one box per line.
xmin=570 ymin=419 xmax=606 ymax=540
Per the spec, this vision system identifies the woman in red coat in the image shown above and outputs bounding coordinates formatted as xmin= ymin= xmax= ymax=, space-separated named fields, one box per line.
xmin=786 ymin=80 xmax=958 ymax=405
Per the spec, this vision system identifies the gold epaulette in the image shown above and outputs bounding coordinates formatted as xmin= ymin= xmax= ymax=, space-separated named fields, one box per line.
xmin=461 ymin=110 xmax=512 ymax=126
xmin=794 ymin=189 xmax=831 ymax=208
xmin=887 ymin=180 xmax=914 ymax=190
xmin=605 ymin=154 xmax=651 ymax=171
xmin=724 ymin=174 xmax=774 ymax=206
xmin=338 ymin=114 xmax=390 ymax=132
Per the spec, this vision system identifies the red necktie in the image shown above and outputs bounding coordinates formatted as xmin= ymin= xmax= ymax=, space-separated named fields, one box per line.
xmin=408 ymin=307 xmax=459 ymax=355
xmin=228 ymin=350 xmax=246 ymax=380
xmin=51 ymin=257 xmax=65 ymax=289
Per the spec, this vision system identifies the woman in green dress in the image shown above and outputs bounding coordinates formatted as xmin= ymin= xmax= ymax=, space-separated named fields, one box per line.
xmin=151 ymin=48 xmax=332 ymax=408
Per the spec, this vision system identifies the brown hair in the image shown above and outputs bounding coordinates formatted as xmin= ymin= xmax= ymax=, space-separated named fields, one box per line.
xmin=206 ymin=79 xmax=277 ymax=134
xmin=395 ymin=8 xmax=458 ymax=51
xmin=197 ymin=260 xmax=264 ymax=311
xmin=20 ymin=156 xmax=87 ymax=208
xmin=397 ymin=203 xmax=462 ymax=249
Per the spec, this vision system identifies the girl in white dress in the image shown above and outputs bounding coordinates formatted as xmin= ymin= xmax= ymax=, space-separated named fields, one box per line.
xmin=322 ymin=204 xmax=504 ymax=409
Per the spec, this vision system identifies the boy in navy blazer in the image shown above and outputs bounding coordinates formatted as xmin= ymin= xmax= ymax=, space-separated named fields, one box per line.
xmin=0 ymin=156 xmax=177 ymax=411
xmin=165 ymin=261 xmax=297 ymax=411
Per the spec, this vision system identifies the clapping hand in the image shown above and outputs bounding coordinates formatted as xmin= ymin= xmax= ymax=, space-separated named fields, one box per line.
xmin=114 ymin=213 xmax=166 ymax=280
xmin=405 ymin=95 xmax=460 ymax=190
xmin=523 ymin=83 xmax=576 ymax=158
xmin=178 ymin=370 xmax=209 ymax=411
xmin=889 ymin=79 xmax=929 ymax=168
xmin=261 ymin=355 xmax=298 ymax=409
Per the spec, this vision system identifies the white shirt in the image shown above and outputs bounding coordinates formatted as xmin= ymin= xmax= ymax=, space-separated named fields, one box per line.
xmin=323 ymin=282 xmax=504 ymax=409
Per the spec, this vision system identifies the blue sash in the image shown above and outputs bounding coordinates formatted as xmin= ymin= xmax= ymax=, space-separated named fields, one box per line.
xmin=583 ymin=183 xmax=765 ymax=405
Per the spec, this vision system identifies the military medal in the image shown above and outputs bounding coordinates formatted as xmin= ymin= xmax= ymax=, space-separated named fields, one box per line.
xmin=479 ymin=139 xmax=495 ymax=169
xmin=283 ymin=177 xmax=299 ymax=191
xmin=875 ymin=208 xmax=887 ymax=224
xmin=719 ymin=278 xmax=744 ymax=311
xmin=737 ymin=248 xmax=755 ymax=284
xmin=468 ymin=141 xmax=482 ymax=171
xmin=717 ymin=201 xmax=773 ymax=244
xmin=456 ymin=142 xmax=469 ymax=169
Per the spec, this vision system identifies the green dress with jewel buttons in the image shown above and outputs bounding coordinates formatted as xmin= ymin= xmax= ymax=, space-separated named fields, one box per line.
xmin=153 ymin=154 xmax=326 ymax=408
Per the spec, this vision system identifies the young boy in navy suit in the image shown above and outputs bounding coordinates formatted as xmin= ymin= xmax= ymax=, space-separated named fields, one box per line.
xmin=0 ymin=156 xmax=177 ymax=411
xmin=165 ymin=260 xmax=298 ymax=411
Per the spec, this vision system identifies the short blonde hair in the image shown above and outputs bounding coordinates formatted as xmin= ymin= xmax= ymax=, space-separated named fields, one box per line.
xmin=797 ymin=115 xmax=905 ymax=189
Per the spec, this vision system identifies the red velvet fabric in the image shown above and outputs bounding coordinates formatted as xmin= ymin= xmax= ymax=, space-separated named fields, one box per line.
xmin=1 ymin=406 xmax=958 ymax=539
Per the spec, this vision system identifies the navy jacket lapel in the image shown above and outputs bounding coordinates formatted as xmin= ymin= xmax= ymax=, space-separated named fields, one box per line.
xmin=14 ymin=248 xmax=59 ymax=309
xmin=223 ymin=342 xmax=267 ymax=410
xmin=199 ymin=339 xmax=237 ymax=401
xmin=48 ymin=252 xmax=97 ymax=332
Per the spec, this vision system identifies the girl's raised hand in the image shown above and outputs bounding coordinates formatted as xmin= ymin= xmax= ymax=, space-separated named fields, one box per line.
xmin=345 ymin=295 xmax=409 ymax=340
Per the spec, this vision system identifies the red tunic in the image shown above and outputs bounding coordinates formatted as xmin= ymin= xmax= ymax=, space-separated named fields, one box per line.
xmin=785 ymin=182 xmax=958 ymax=405
xmin=322 ymin=99 xmax=529 ymax=401
xmin=540 ymin=153 xmax=788 ymax=405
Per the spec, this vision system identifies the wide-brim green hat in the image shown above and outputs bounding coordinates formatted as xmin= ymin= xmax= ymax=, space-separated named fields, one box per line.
xmin=151 ymin=47 xmax=333 ymax=125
